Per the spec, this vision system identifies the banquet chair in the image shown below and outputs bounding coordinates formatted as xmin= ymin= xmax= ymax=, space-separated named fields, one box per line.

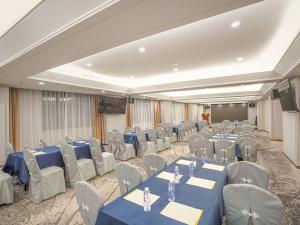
xmin=65 ymin=135 xmax=73 ymax=143
xmin=227 ymin=161 xmax=269 ymax=190
xmin=215 ymin=140 xmax=236 ymax=163
xmin=232 ymin=126 xmax=243 ymax=134
xmin=147 ymin=128 xmax=164 ymax=152
xmin=223 ymin=184 xmax=283 ymax=225
xmin=198 ymin=130 xmax=210 ymax=139
xmin=165 ymin=123 xmax=177 ymax=143
xmin=107 ymin=132 xmax=117 ymax=154
xmin=112 ymin=129 xmax=121 ymax=134
xmin=143 ymin=154 xmax=166 ymax=177
xmin=60 ymin=143 xmax=96 ymax=187
xmin=134 ymin=127 xmax=156 ymax=156
xmin=40 ymin=139 xmax=48 ymax=148
xmin=115 ymin=162 xmax=143 ymax=194
xmin=114 ymin=132 xmax=135 ymax=160
xmin=203 ymin=128 xmax=213 ymax=138
xmin=239 ymin=137 xmax=258 ymax=162
xmin=178 ymin=123 xmax=189 ymax=141
xmin=194 ymin=138 xmax=214 ymax=160
xmin=74 ymin=181 xmax=104 ymax=225
xmin=188 ymin=134 xmax=202 ymax=153
xmin=24 ymin=148 xmax=66 ymax=203
xmin=4 ymin=142 xmax=14 ymax=158
xmin=124 ymin=127 xmax=133 ymax=133
xmin=241 ymin=125 xmax=254 ymax=132
xmin=89 ymin=138 xmax=115 ymax=176
xmin=0 ymin=171 xmax=14 ymax=205
xmin=156 ymin=127 xmax=171 ymax=149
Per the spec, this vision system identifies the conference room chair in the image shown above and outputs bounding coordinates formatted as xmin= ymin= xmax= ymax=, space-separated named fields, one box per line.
xmin=239 ymin=137 xmax=259 ymax=162
xmin=134 ymin=127 xmax=156 ymax=156
xmin=4 ymin=142 xmax=14 ymax=159
xmin=156 ymin=127 xmax=171 ymax=149
xmin=0 ymin=171 xmax=14 ymax=205
xmin=60 ymin=143 xmax=96 ymax=187
xmin=113 ymin=132 xmax=135 ymax=161
xmin=24 ymin=148 xmax=66 ymax=203
xmin=124 ymin=127 xmax=133 ymax=133
xmin=178 ymin=123 xmax=189 ymax=141
xmin=65 ymin=135 xmax=74 ymax=143
xmin=147 ymin=128 xmax=164 ymax=152
xmin=74 ymin=181 xmax=104 ymax=225
xmin=39 ymin=139 xmax=48 ymax=148
xmin=188 ymin=134 xmax=201 ymax=154
xmin=143 ymin=153 xmax=167 ymax=177
xmin=215 ymin=140 xmax=236 ymax=163
xmin=232 ymin=126 xmax=243 ymax=134
xmin=198 ymin=130 xmax=210 ymax=139
xmin=107 ymin=131 xmax=117 ymax=154
xmin=227 ymin=161 xmax=269 ymax=190
xmin=241 ymin=125 xmax=254 ymax=132
xmin=115 ymin=162 xmax=143 ymax=195
xmin=212 ymin=124 xmax=223 ymax=135
xmin=223 ymin=184 xmax=283 ymax=225
xmin=89 ymin=138 xmax=116 ymax=176
xmin=164 ymin=123 xmax=177 ymax=143
xmin=194 ymin=138 xmax=214 ymax=160
xmin=203 ymin=127 xmax=213 ymax=138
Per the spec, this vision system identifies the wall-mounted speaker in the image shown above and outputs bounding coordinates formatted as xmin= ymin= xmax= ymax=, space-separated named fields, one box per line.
xmin=204 ymin=104 xmax=210 ymax=109
xmin=249 ymin=103 xmax=256 ymax=108
xmin=271 ymin=88 xmax=280 ymax=100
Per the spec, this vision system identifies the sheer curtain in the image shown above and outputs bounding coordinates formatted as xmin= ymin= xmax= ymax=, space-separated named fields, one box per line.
xmin=197 ymin=104 xmax=204 ymax=120
xmin=131 ymin=99 xmax=154 ymax=129
xmin=19 ymin=89 xmax=93 ymax=149
xmin=160 ymin=101 xmax=173 ymax=123
xmin=0 ymin=87 xmax=9 ymax=162
xmin=172 ymin=102 xmax=185 ymax=123
xmin=188 ymin=104 xmax=198 ymax=121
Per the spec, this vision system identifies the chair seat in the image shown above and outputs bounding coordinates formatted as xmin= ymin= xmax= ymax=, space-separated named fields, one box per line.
xmin=41 ymin=166 xmax=64 ymax=177
xmin=101 ymin=152 xmax=116 ymax=175
xmin=146 ymin=141 xmax=156 ymax=154
xmin=78 ymin=158 xmax=96 ymax=181
xmin=0 ymin=172 xmax=13 ymax=205
xmin=157 ymin=139 xmax=165 ymax=151
xmin=117 ymin=144 xmax=135 ymax=161
xmin=165 ymin=137 xmax=171 ymax=149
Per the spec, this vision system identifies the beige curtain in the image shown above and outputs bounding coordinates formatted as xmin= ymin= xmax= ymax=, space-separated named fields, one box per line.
xmin=9 ymin=88 xmax=20 ymax=151
xmin=92 ymin=96 xmax=105 ymax=143
xmin=154 ymin=100 xmax=161 ymax=127
xmin=184 ymin=103 xmax=189 ymax=121
xmin=125 ymin=102 xmax=132 ymax=128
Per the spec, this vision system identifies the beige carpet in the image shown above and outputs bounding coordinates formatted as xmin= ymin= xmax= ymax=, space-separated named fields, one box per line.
xmin=0 ymin=132 xmax=299 ymax=225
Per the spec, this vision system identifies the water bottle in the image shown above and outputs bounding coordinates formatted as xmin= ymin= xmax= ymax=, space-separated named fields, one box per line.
xmin=189 ymin=162 xmax=194 ymax=177
xmin=168 ymin=180 xmax=175 ymax=202
xmin=202 ymin=148 xmax=208 ymax=164
xmin=192 ymin=153 xmax=197 ymax=167
xmin=174 ymin=166 xmax=180 ymax=184
xmin=143 ymin=187 xmax=151 ymax=212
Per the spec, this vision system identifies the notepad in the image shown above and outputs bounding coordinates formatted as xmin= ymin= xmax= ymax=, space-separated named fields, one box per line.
xmin=161 ymin=202 xmax=203 ymax=225
xmin=176 ymin=159 xmax=193 ymax=166
xmin=186 ymin=177 xmax=216 ymax=190
xmin=202 ymin=163 xmax=225 ymax=171
xmin=156 ymin=171 xmax=182 ymax=181
xmin=123 ymin=189 xmax=160 ymax=207
xmin=30 ymin=150 xmax=45 ymax=155
xmin=77 ymin=141 xmax=87 ymax=144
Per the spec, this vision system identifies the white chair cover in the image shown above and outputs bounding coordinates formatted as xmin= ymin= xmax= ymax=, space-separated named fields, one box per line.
xmin=65 ymin=135 xmax=73 ymax=143
xmin=239 ymin=137 xmax=258 ymax=162
xmin=199 ymin=130 xmax=210 ymax=139
xmin=112 ymin=129 xmax=120 ymax=133
xmin=60 ymin=143 xmax=96 ymax=186
xmin=40 ymin=139 xmax=48 ymax=148
xmin=89 ymin=138 xmax=115 ymax=176
xmin=147 ymin=128 xmax=164 ymax=152
xmin=242 ymin=125 xmax=254 ymax=132
xmin=124 ymin=127 xmax=133 ymax=133
xmin=0 ymin=172 xmax=14 ymax=205
xmin=114 ymin=132 xmax=135 ymax=160
xmin=24 ymin=149 xmax=65 ymax=203
xmin=143 ymin=153 xmax=166 ymax=177
xmin=194 ymin=138 xmax=214 ymax=160
xmin=232 ymin=126 xmax=243 ymax=134
xmin=156 ymin=127 xmax=171 ymax=149
xmin=107 ymin=131 xmax=117 ymax=154
xmin=115 ymin=162 xmax=143 ymax=194
xmin=227 ymin=161 xmax=269 ymax=190
xmin=74 ymin=181 xmax=104 ymax=225
xmin=4 ymin=142 xmax=14 ymax=158
xmin=135 ymin=127 xmax=156 ymax=156
xmin=215 ymin=140 xmax=236 ymax=163
xmin=178 ymin=123 xmax=189 ymax=141
xmin=223 ymin=184 xmax=283 ymax=225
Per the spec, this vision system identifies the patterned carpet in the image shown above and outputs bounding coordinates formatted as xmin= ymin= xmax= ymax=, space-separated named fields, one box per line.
xmin=0 ymin=132 xmax=299 ymax=225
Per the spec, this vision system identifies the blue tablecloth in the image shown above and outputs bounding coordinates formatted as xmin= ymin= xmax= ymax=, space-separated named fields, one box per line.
xmin=96 ymin=158 xmax=227 ymax=225
xmin=2 ymin=142 xmax=102 ymax=185
xmin=123 ymin=133 xmax=139 ymax=154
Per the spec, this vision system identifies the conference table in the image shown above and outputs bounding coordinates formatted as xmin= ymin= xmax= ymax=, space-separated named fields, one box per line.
xmin=2 ymin=141 xmax=104 ymax=186
xmin=96 ymin=157 xmax=227 ymax=225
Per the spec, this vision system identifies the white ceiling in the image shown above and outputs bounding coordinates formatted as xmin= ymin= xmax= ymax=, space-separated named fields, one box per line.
xmin=0 ymin=0 xmax=299 ymax=104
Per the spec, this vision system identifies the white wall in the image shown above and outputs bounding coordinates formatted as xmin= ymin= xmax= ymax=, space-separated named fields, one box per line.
xmin=0 ymin=87 xmax=9 ymax=163
xmin=271 ymin=99 xmax=283 ymax=140
xmin=247 ymin=104 xmax=257 ymax=125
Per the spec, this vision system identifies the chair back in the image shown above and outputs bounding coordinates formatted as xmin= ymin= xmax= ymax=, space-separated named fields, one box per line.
xmin=4 ymin=142 xmax=14 ymax=158
xmin=143 ymin=154 xmax=166 ymax=177
xmin=107 ymin=132 xmax=117 ymax=154
xmin=199 ymin=130 xmax=210 ymax=139
xmin=215 ymin=139 xmax=235 ymax=163
xmin=23 ymin=148 xmax=42 ymax=178
xmin=65 ymin=135 xmax=73 ymax=143
xmin=239 ymin=137 xmax=258 ymax=162
xmin=156 ymin=127 xmax=166 ymax=142
xmin=232 ymin=126 xmax=242 ymax=134
xmin=60 ymin=143 xmax=81 ymax=186
xmin=242 ymin=125 xmax=254 ymax=132
xmin=223 ymin=184 xmax=283 ymax=225
xmin=115 ymin=162 xmax=143 ymax=195
xmin=40 ymin=139 xmax=48 ymax=148
xmin=146 ymin=129 xmax=158 ymax=144
xmin=194 ymin=138 xmax=214 ymax=160
xmin=135 ymin=127 xmax=148 ymax=154
xmin=227 ymin=161 xmax=269 ymax=190
xmin=112 ymin=129 xmax=121 ymax=134
xmin=74 ymin=181 xmax=104 ymax=225
xmin=89 ymin=138 xmax=105 ymax=175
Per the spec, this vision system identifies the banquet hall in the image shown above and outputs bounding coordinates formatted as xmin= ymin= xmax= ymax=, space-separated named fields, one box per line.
xmin=0 ymin=0 xmax=300 ymax=225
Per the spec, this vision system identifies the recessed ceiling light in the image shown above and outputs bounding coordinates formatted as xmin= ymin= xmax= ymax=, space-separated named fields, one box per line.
xmin=237 ymin=57 xmax=244 ymax=61
xmin=86 ymin=62 xmax=92 ymax=67
xmin=129 ymin=76 xmax=135 ymax=79
xmin=38 ymin=81 xmax=45 ymax=85
xmin=101 ymin=90 xmax=105 ymax=93
xmin=138 ymin=47 xmax=146 ymax=53
xmin=122 ymin=93 xmax=125 ymax=96
xmin=231 ymin=21 xmax=240 ymax=28
xmin=173 ymin=67 xmax=179 ymax=72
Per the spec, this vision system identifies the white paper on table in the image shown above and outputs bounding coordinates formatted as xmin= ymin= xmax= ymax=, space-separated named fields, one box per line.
xmin=30 ymin=150 xmax=46 ymax=155
xmin=123 ymin=189 xmax=160 ymax=206
xmin=186 ymin=177 xmax=216 ymax=190
xmin=176 ymin=159 xmax=193 ymax=166
xmin=77 ymin=141 xmax=87 ymax=144
xmin=202 ymin=163 xmax=225 ymax=171
xmin=161 ymin=201 xmax=203 ymax=225
xmin=156 ymin=171 xmax=182 ymax=181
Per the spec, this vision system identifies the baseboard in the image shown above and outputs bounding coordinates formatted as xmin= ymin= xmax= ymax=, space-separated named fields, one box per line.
xmin=283 ymin=152 xmax=300 ymax=169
